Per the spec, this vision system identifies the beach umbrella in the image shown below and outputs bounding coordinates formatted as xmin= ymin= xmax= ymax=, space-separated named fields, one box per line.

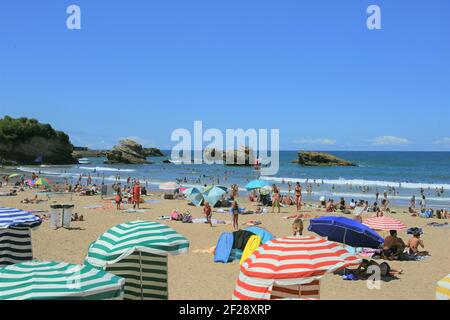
xmin=363 ymin=216 xmax=407 ymax=231
xmin=25 ymin=179 xmax=34 ymax=186
xmin=203 ymin=186 xmax=227 ymax=207
xmin=85 ymin=221 xmax=190 ymax=300
xmin=34 ymin=178 xmax=51 ymax=186
xmin=8 ymin=173 xmax=19 ymax=178
xmin=245 ymin=180 xmax=271 ymax=191
xmin=158 ymin=182 xmax=181 ymax=191
xmin=233 ymin=236 xmax=361 ymax=300
xmin=308 ymin=216 xmax=384 ymax=249
xmin=0 ymin=207 xmax=42 ymax=230
xmin=183 ymin=187 xmax=204 ymax=207
xmin=259 ymin=185 xmax=272 ymax=196
xmin=436 ymin=274 xmax=450 ymax=300
xmin=244 ymin=226 xmax=275 ymax=244
xmin=0 ymin=261 xmax=125 ymax=300
xmin=0 ymin=208 xmax=42 ymax=266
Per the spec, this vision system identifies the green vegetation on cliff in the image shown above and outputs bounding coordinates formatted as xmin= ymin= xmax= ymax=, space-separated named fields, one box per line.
xmin=0 ymin=116 xmax=77 ymax=165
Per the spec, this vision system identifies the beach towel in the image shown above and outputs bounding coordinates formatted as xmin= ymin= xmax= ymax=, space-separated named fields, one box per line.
xmin=124 ymin=209 xmax=148 ymax=213
xmin=240 ymin=235 xmax=261 ymax=265
xmin=407 ymin=227 xmax=423 ymax=235
xmin=427 ymin=222 xmax=449 ymax=228
xmin=214 ymin=233 xmax=234 ymax=263
xmin=243 ymin=220 xmax=262 ymax=226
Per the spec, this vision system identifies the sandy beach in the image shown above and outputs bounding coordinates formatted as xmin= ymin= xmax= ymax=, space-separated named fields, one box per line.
xmin=1 ymin=185 xmax=448 ymax=300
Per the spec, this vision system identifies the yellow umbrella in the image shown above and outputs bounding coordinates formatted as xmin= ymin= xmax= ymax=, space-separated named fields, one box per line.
xmin=8 ymin=173 xmax=19 ymax=178
xmin=436 ymin=274 xmax=450 ymax=300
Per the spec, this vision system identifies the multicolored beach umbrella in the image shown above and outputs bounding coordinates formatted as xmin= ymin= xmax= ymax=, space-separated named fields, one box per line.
xmin=436 ymin=274 xmax=450 ymax=300
xmin=33 ymin=178 xmax=52 ymax=186
xmin=0 ymin=208 xmax=42 ymax=266
xmin=0 ymin=261 xmax=125 ymax=300
xmin=85 ymin=221 xmax=190 ymax=300
xmin=233 ymin=236 xmax=361 ymax=300
xmin=363 ymin=216 xmax=407 ymax=231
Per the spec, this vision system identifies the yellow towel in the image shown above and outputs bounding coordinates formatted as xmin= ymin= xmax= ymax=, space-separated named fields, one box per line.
xmin=240 ymin=235 xmax=261 ymax=265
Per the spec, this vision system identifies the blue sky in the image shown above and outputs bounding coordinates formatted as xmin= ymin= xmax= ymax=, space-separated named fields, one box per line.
xmin=1 ymin=0 xmax=449 ymax=151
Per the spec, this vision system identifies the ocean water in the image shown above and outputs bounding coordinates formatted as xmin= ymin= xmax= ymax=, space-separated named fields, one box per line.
xmin=16 ymin=151 xmax=450 ymax=208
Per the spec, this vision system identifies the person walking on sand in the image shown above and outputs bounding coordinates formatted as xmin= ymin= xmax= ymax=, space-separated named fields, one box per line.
xmin=203 ymin=202 xmax=213 ymax=227
xmin=132 ymin=182 xmax=141 ymax=209
xmin=295 ymin=182 xmax=302 ymax=212
xmin=272 ymin=184 xmax=280 ymax=213
xmin=232 ymin=200 xmax=239 ymax=230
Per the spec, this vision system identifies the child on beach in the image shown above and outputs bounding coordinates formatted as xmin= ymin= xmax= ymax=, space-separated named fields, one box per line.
xmin=232 ymin=200 xmax=239 ymax=230
xmin=292 ymin=218 xmax=304 ymax=236
xmin=203 ymin=202 xmax=213 ymax=227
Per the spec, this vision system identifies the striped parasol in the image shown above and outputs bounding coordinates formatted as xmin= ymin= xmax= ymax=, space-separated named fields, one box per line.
xmin=159 ymin=182 xmax=181 ymax=191
xmin=363 ymin=216 xmax=407 ymax=231
xmin=0 ymin=207 xmax=42 ymax=229
xmin=0 ymin=261 xmax=125 ymax=300
xmin=1 ymin=207 xmax=42 ymax=266
xmin=85 ymin=221 xmax=189 ymax=300
xmin=436 ymin=274 xmax=450 ymax=300
xmin=233 ymin=236 xmax=361 ymax=300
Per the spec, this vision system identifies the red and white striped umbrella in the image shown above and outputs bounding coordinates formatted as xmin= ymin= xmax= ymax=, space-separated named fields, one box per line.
xmin=233 ymin=236 xmax=361 ymax=300
xmin=363 ymin=216 xmax=407 ymax=231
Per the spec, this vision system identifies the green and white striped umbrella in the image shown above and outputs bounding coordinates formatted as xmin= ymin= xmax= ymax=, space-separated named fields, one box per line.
xmin=0 ymin=261 xmax=125 ymax=300
xmin=85 ymin=221 xmax=189 ymax=300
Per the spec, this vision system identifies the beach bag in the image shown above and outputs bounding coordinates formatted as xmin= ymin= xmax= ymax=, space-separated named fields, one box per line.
xmin=182 ymin=213 xmax=192 ymax=223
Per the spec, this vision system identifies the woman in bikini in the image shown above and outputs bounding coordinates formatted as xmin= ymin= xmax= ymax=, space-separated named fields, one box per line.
xmin=232 ymin=200 xmax=239 ymax=230
xmin=272 ymin=184 xmax=280 ymax=213
xmin=295 ymin=182 xmax=302 ymax=212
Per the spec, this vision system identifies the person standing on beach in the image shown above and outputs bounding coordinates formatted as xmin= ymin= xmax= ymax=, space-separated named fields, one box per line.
xmin=288 ymin=182 xmax=292 ymax=195
xmin=232 ymin=200 xmax=239 ymax=230
xmin=115 ymin=187 xmax=122 ymax=210
xmin=295 ymin=182 xmax=302 ymax=212
xmin=203 ymin=202 xmax=213 ymax=227
xmin=410 ymin=195 xmax=416 ymax=209
xmin=272 ymin=184 xmax=280 ymax=213
xmin=132 ymin=182 xmax=141 ymax=209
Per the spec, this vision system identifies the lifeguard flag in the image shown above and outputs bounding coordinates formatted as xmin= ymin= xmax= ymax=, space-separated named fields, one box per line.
xmin=34 ymin=155 xmax=43 ymax=163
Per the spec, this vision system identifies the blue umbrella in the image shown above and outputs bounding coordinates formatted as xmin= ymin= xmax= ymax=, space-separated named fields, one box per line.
xmin=308 ymin=216 xmax=384 ymax=249
xmin=183 ymin=187 xmax=204 ymax=207
xmin=245 ymin=226 xmax=275 ymax=244
xmin=245 ymin=180 xmax=271 ymax=190
xmin=203 ymin=186 xmax=228 ymax=207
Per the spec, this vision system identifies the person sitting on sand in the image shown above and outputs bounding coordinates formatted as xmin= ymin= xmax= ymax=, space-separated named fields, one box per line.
xmin=407 ymin=232 xmax=429 ymax=257
xmin=338 ymin=197 xmax=346 ymax=211
xmin=203 ymin=201 xmax=213 ymax=227
xmin=326 ymin=199 xmax=335 ymax=213
xmin=381 ymin=199 xmax=391 ymax=214
xmin=71 ymin=213 xmax=84 ymax=222
xmin=383 ymin=230 xmax=407 ymax=260
xmin=349 ymin=259 xmax=401 ymax=280
xmin=292 ymin=218 xmax=304 ymax=236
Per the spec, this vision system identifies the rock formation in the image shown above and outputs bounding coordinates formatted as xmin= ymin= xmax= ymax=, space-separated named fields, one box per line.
xmin=105 ymin=139 xmax=150 ymax=164
xmin=292 ymin=151 xmax=356 ymax=167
